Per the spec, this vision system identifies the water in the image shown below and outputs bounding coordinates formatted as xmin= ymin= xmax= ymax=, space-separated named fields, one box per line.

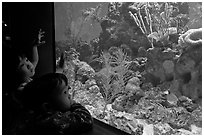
xmin=55 ymin=2 xmax=202 ymax=135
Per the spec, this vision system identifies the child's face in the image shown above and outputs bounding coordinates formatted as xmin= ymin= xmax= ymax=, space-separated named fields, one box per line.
xmin=17 ymin=57 xmax=35 ymax=78
xmin=52 ymin=80 xmax=73 ymax=111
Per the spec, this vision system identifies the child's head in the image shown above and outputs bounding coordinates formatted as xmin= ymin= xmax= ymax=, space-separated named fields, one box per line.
xmin=22 ymin=73 xmax=72 ymax=112
xmin=12 ymin=49 xmax=35 ymax=85
xmin=17 ymin=55 xmax=35 ymax=79
xmin=4 ymin=48 xmax=32 ymax=91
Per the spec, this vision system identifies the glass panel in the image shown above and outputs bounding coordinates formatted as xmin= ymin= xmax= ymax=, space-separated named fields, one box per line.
xmin=54 ymin=2 xmax=202 ymax=135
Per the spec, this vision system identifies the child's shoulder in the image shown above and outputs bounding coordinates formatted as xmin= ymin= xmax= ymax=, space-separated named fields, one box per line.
xmin=23 ymin=103 xmax=93 ymax=134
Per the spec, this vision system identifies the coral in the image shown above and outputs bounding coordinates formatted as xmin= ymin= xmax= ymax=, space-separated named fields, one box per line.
xmin=178 ymin=96 xmax=198 ymax=112
xmin=84 ymin=79 xmax=97 ymax=89
xmin=94 ymin=48 xmax=133 ymax=107
xmin=173 ymin=28 xmax=202 ymax=101
xmin=138 ymin=28 xmax=202 ymax=102
xmin=178 ymin=28 xmax=202 ymax=48
xmin=70 ymin=70 xmax=202 ymax=135
xmin=154 ymin=123 xmax=175 ymax=135
xmin=76 ymin=61 xmax=95 ymax=81
xmin=56 ymin=2 xmax=202 ymax=135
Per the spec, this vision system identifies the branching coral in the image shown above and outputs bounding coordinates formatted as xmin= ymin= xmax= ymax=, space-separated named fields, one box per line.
xmin=56 ymin=2 xmax=202 ymax=135
xmin=94 ymin=47 xmax=134 ymax=114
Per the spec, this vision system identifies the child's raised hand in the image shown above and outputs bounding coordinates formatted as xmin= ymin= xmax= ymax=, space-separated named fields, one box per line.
xmin=37 ymin=28 xmax=46 ymax=46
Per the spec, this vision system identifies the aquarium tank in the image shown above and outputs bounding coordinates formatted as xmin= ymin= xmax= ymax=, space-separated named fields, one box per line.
xmin=54 ymin=2 xmax=202 ymax=135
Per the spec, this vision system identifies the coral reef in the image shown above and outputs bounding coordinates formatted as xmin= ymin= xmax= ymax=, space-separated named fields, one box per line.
xmin=55 ymin=2 xmax=202 ymax=135
xmin=72 ymin=77 xmax=202 ymax=135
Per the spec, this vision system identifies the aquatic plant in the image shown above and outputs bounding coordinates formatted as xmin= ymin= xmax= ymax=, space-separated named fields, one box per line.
xmin=128 ymin=2 xmax=153 ymax=35
xmin=73 ymin=77 xmax=202 ymax=134
xmin=127 ymin=2 xmax=190 ymax=47
xmin=94 ymin=47 xmax=134 ymax=114
xmin=55 ymin=2 xmax=202 ymax=134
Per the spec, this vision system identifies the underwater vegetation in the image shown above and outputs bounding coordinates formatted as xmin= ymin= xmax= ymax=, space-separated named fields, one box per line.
xmin=55 ymin=2 xmax=202 ymax=135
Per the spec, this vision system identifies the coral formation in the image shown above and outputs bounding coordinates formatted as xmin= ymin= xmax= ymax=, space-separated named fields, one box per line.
xmin=55 ymin=2 xmax=202 ymax=135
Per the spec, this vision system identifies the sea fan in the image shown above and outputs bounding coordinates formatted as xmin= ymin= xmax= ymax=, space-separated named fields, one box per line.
xmin=94 ymin=47 xmax=133 ymax=114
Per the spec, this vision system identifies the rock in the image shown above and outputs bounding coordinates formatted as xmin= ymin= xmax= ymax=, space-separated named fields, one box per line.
xmin=142 ymin=72 xmax=162 ymax=87
xmin=175 ymin=56 xmax=201 ymax=101
xmin=106 ymin=104 xmax=113 ymax=112
xmin=176 ymin=129 xmax=193 ymax=135
xmin=167 ymin=107 xmax=191 ymax=130
xmin=181 ymin=82 xmax=201 ymax=101
xmin=162 ymin=60 xmax=174 ymax=74
xmin=134 ymin=124 xmax=144 ymax=135
xmin=166 ymin=92 xmax=179 ymax=106
xmin=89 ymin=85 xmax=100 ymax=93
xmin=190 ymin=124 xmax=202 ymax=134
xmin=125 ymin=83 xmax=140 ymax=92
xmin=174 ymin=28 xmax=202 ymax=101
xmin=177 ymin=125 xmax=202 ymax=135
xmin=62 ymin=59 xmax=96 ymax=87
xmin=154 ymin=123 xmax=174 ymax=135
xmin=176 ymin=57 xmax=196 ymax=74
xmin=76 ymin=61 xmax=95 ymax=76
xmin=125 ymin=77 xmax=145 ymax=104
xmin=85 ymin=79 xmax=97 ymax=89
xmin=191 ymin=107 xmax=202 ymax=127
xmin=142 ymin=124 xmax=154 ymax=135
xmin=140 ymin=82 xmax=153 ymax=91
xmin=127 ymin=77 xmax=141 ymax=87
xmin=141 ymin=47 xmax=176 ymax=86
xmin=177 ymin=96 xmax=198 ymax=112
xmin=178 ymin=96 xmax=192 ymax=103
xmin=112 ymin=95 xmax=127 ymax=112
xmin=139 ymin=28 xmax=202 ymax=102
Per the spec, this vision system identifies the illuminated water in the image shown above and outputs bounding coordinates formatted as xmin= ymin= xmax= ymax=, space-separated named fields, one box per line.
xmin=55 ymin=2 xmax=202 ymax=135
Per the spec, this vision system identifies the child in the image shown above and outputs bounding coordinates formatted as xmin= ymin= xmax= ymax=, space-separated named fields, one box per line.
xmin=16 ymin=29 xmax=45 ymax=91
xmin=2 ymin=29 xmax=45 ymax=134
xmin=19 ymin=73 xmax=93 ymax=135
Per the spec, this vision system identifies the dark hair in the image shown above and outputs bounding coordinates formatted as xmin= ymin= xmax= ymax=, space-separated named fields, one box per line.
xmin=2 ymin=45 xmax=26 ymax=93
xmin=22 ymin=73 xmax=68 ymax=110
xmin=13 ymin=50 xmax=27 ymax=90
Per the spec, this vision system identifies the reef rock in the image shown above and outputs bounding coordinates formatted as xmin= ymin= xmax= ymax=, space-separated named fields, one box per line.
xmin=174 ymin=28 xmax=202 ymax=101
xmin=140 ymin=28 xmax=202 ymax=102
xmin=140 ymin=47 xmax=177 ymax=86
xmin=74 ymin=60 xmax=95 ymax=83
xmin=112 ymin=77 xmax=145 ymax=112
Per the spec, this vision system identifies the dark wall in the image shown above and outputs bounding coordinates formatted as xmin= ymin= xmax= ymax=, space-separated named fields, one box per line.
xmin=4 ymin=2 xmax=55 ymax=78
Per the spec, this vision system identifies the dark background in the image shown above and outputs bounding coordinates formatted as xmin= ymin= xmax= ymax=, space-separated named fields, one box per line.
xmin=2 ymin=2 xmax=55 ymax=78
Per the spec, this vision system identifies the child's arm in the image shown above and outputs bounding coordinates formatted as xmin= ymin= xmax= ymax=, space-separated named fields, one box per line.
xmin=31 ymin=29 xmax=45 ymax=68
